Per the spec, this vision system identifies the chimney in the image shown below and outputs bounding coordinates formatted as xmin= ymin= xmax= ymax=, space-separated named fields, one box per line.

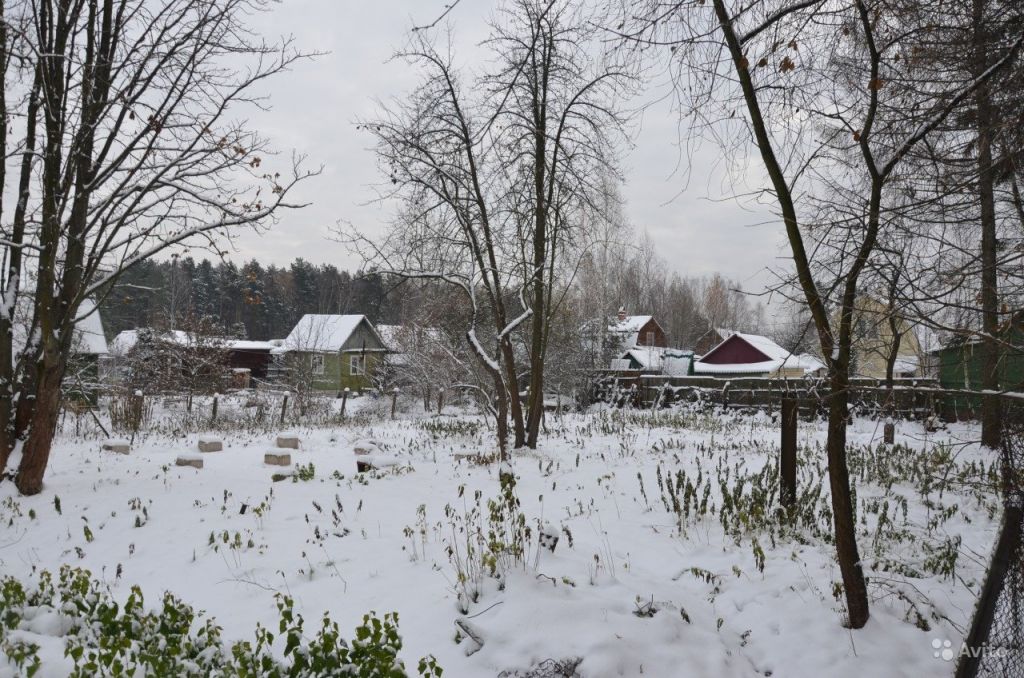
xmin=617 ymin=307 xmax=627 ymax=322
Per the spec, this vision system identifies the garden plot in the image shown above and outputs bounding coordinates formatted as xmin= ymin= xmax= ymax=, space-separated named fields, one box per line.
xmin=0 ymin=406 xmax=1001 ymax=677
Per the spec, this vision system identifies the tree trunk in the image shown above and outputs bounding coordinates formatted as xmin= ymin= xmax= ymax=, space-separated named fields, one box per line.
xmin=492 ymin=371 xmax=509 ymax=461
xmin=500 ymin=340 xmax=526 ymax=448
xmin=0 ymin=64 xmax=41 ymax=476
xmin=883 ymin=275 xmax=903 ymax=445
xmin=827 ymin=377 xmax=870 ymax=628
xmin=14 ymin=354 xmax=64 ymax=495
xmin=974 ymin=0 xmax=1002 ymax=450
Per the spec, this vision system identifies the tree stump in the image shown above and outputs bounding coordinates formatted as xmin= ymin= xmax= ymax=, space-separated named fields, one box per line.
xmin=276 ymin=433 xmax=300 ymax=449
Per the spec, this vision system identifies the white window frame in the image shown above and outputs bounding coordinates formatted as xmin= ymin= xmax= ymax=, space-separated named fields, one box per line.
xmin=311 ymin=353 xmax=325 ymax=375
xmin=349 ymin=354 xmax=366 ymax=376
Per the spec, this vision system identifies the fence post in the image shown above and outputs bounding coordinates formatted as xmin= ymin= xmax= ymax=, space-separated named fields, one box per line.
xmin=437 ymin=389 xmax=444 ymax=415
xmin=781 ymin=397 xmax=797 ymax=508
xmin=391 ymin=387 xmax=399 ymax=419
xmin=883 ymin=420 xmax=895 ymax=444
xmin=280 ymin=394 xmax=289 ymax=425
xmin=211 ymin=395 xmax=219 ymax=424
xmin=340 ymin=388 xmax=349 ymax=420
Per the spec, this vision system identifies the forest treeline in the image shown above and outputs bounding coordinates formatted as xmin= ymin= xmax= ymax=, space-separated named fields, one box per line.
xmin=99 ymin=243 xmax=766 ymax=350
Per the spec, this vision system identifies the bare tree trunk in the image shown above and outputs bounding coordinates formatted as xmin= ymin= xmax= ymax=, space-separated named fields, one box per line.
xmin=710 ymin=0 xmax=868 ymax=627
xmin=0 ymin=33 xmax=41 ymax=477
xmin=826 ymin=378 xmax=870 ymax=627
xmin=14 ymin=351 xmax=64 ymax=495
xmin=500 ymin=340 xmax=526 ymax=448
xmin=884 ymin=272 xmax=903 ymax=444
xmin=491 ymin=371 xmax=509 ymax=460
xmin=974 ymin=0 xmax=1002 ymax=449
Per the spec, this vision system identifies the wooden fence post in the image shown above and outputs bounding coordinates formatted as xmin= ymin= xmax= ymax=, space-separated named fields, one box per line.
xmin=280 ymin=394 xmax=289 ymax=425
xmin=211 ymin=395 xmax=219 ymax=424
xmin=391 ymin=387 xmax=399 ymax=419
xmin=781 ymin=397 xmax=797 ymax=508
xmin=340 ymin=387 xmax=349 ymax=420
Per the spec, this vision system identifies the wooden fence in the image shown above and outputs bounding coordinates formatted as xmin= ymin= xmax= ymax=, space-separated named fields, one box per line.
xmin=594 ymin=373 xmax=945 ymax=419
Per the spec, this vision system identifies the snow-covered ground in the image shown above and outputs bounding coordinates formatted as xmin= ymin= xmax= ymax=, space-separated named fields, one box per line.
xmin=0 ymin=396 xmax=1002 ymax=677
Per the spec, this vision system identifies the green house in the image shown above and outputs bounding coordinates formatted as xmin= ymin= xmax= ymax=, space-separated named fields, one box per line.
xmin=934 ymin=312 xmax=1024 ymax=412
xmin=278 ymin=315 xmax=388 ymax=393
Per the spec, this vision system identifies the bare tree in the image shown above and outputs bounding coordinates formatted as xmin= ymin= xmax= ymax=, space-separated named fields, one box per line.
xmin=352 ymin=0 xmax=631 ymax=458
xmin=614 ymin=0 xmax=1022 ymax=628
xmin=0 ymin=0 xmax=315 ymax=493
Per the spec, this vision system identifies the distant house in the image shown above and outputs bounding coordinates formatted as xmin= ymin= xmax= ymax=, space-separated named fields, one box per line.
xmin=616 ymin=346 xmax=694 ymax=375
xmin=842 ymin=296 xmax=922 ymax=378
xmin=607 ymin=310 xmax=668 ymax=351
xmin=65 ymin=298 xmax=109 ymax=402
xmin=110 ymin=328 xmax=276 ymax=388
xmin=694 ymin=332 xmax=824 ymax=378
xmin=223 ymin=339 xmax=278 ymax=385
xmin=277 ymin=315 xmax=387 ymax=392
xmin=603 ymin=309 xmax=690 ymax=374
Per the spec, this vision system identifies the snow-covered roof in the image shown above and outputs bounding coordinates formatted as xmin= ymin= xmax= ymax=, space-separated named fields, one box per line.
xmin=694 ymin=332 xmax=822 ymax=376
xmin=608 ymin=315 xmax=655 ymax=349
xmin=72 ymin=298 xmax=108 ymax=355
xmin=893 ymin=356 xmax=919 ymax=375
xmin=111 ymin=328 xmax=274 ymax=355
xmin=282 ymin=315 xmax=381 ymax=353
xmin=9 ymin=297 xmax=107 ymax=355
xmin=733 ymin=332 xmax=792 ymax=361
xmin=619 ymin=347 xmax=693 ymax=374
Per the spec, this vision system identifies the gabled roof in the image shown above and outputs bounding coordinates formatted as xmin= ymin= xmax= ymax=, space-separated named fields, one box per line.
xmin=283 ymin=315 xmax=382 ymax=352
xmin=695 ymin=332 xmax=820 ymax=375
xmin=607 ymin=315 xmax=657 ymax=348
xmin=72 ymin=298 xmax=108 ymax=355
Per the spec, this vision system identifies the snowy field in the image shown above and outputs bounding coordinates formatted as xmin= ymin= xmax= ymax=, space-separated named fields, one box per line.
xmin=0 ymin=395 xmax=1003 ymax=677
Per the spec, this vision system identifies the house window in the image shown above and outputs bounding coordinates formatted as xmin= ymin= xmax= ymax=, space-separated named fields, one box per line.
xmin=311 ymin=354 xmax=325 ymax=375
xmin=349 ymin=354 xmax=366 ymax=376
xmin=645 ymin=331 xmax=655 ymax=346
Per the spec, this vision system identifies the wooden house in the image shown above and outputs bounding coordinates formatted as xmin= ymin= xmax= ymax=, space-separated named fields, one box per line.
xmin=277 ymin=315 xmax=387 ymax=392
xmin=694 ymin=332 xmax=824 ymax=378
xmin=841 ymin=296 xmax=922 ymax=378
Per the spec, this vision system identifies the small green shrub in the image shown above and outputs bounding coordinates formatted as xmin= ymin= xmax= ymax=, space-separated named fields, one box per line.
xmin=0 ymin=566 xmax=441 ymax=677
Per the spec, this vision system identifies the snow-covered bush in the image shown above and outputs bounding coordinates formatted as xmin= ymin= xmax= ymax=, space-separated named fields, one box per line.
xmin=0 ymin=566 xmax=442 ymax=677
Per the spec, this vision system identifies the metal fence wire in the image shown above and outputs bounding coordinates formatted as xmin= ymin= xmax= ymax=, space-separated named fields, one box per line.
xmin=958 ymin=397 xmax=1024 ymax=678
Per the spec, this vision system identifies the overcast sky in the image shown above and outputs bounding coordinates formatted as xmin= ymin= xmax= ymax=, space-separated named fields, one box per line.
xmin=226 ymin=0 xmax=789 ymax=298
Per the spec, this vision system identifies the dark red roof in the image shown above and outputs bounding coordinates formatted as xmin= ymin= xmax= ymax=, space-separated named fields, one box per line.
xmin=699 ymin=335 xmax=771 ymax=364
